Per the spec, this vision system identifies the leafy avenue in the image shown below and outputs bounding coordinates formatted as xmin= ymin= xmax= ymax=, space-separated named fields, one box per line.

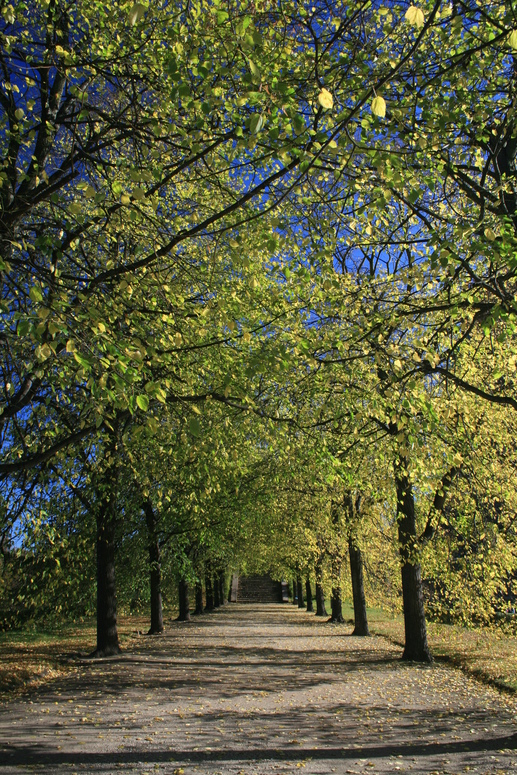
xmin=1 ymin=0 xmax=516 ymax=666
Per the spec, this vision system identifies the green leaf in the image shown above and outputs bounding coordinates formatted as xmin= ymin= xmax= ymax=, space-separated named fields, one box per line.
xmin=73 ymin=352 xmax=92 ymax=371
xmin=267 ymin=236 xmax=278 ymax=253
xmin=249 ymin=60 xmax=260 ymax=79
xmin=17 ymin=319 xmax=30 ymax=336
xmin=136 ymin=394 xmax=149 ymax=411
xmin=128 ymin=2 xmax=146 ymax=26
xmin=250 ymin=114 xmax=265 ymax=134
xmin=29 ymin=286 xmax=43 ymax=303
xmin=189 ymin=417 xmax=201 ymax=437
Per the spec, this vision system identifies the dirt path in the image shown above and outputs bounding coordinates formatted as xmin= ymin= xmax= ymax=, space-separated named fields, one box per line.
xmin=1 ymin=604 xmax=516 ymax=775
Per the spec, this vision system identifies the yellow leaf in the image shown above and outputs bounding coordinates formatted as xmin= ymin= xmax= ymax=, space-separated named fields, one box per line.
xmin=317 ymin=88 xmax=333 ymax=110
xmin=405 ymin=6 xmax=425 ymax=28
xmin=371 ymin=95 xmax=386 ymax=117
xmin=510 ymin=30 xmax=517 ymax=50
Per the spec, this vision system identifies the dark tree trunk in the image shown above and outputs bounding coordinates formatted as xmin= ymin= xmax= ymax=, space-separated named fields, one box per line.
xmin=296 ymin=576 xmax=304 ymax=608
xmin=94 ymin=484 xmax=120 ymax=657
xmin=213 ymin=572 xmax=221 ymax=607
xmin=177 ymin=578 xmax=190 ymax=622
xmin=329 ymin=585 xmax=345 ymax=622
xmin=193 ymin=579 xmax=204 ymax=615
xmin=329 ymin=549 xmax=344 ymax=622
xmin=291 ymin=577 xmax=298 ymax=604
xmin=328 ymin=500 xmax=345 ymax=624
xmin=395 ymin=457 xmax=432 ymax=663
xmin=315 ymin=556 xmax=327 ymax=616
xmin=144 ymin=499 xmax=164 ymax=635
xmin=205 ymin=570 xmax=214 ymax=611
xmin=305 ymin=576 xmax=313 ymax=612
xmin=349 ymin=538 xmax=370 ymax=636
xmin=218 ymin=570 xmax=225 ymax=605
xmin=315 ymin=583 xmax=327 ymax=616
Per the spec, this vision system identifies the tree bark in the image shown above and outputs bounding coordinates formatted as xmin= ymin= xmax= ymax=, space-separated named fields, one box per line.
xmin=329 ymin=548 xmax=345 ymax=622
xmin=349 ymin=538 xmax=370 ymax=635
xmin=315 ymin=556 xmax=327 ymax=616
xmin=297 ymin=575 xmax=304 ymax=608
xmin=93 ymin=477 xmax=120 ymax=657
xmin=305 ymin=576 xmax=314 ymax=612
xmin=204 ymin=569 xmax=214 ymax=611
xmin=394 ymin=455 xmax=432 ymax=663
xmin=193 ymin=579 xmax=204 ymax=615
xmin=329 ymin=585 xmax=345 ymax=622
xmin=291 ymin=577 xmax=298 ymax=604
xmin=177 ymin=578 xmax=190 ymax=622
xmin=218 ymin=569 xmax=226 ymax=605
xmin=213 ymin=571 xmax=221 ymax=607
xmin=315 ymin=583 xmax=327 ymax=616
xmin=143 ymin=499 xmax=163 ymax=635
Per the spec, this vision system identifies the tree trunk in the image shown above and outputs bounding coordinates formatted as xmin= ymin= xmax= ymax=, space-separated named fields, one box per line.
xmin=218 ymin=570 xmax=225 ymax=605
xmin=315 ymin=583 xmax=327 ymax=616
xmin=329 ymin=585 xmax=345 ymax=623
xmin=305 ymin=576 xmax=314 ymax=612
xmin=213 ymin=571 xmax=221 ymax=607
xmin=177 ymin=578 xmax=190 ymax=622
xmin=205 ymin=569 xmax=214 ymax=611
xmin=144 ymin=499 xmax=164 ymax=635
xmin=292 ymin=578 xmax=298 ymax=604
xmin=315 ymin=556 xmax=327 ymax=616
xmin=394 ymin=456 xmax=432 ymax=663
xmin=329 ymin=550 xmax=344 ymax=622
xmin=193 ymin=579 xmax=204 ymax=615
xmin=94 ymin=483 xmax=120 ymax=657
xmin=349 ymin=538 xmax=370 ymax=636
xmin=297 ymin=575 xmax=304 ymax=608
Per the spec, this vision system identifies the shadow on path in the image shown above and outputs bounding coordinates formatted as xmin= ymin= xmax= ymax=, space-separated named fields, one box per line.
xmin=1 ymin=604 xmax=516 ymax=775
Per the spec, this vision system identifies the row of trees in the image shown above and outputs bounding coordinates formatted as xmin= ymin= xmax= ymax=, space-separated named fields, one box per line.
xmin=1 ymin=0 xmax=517 ymax=661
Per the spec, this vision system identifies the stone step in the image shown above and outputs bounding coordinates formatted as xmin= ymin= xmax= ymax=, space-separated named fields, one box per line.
xmin=231 ymin=574 xmax=285 ymax=603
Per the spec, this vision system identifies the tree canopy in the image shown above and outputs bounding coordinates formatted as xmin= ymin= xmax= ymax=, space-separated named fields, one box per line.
xmin=1 ymin=0 xmax=517 ymax=662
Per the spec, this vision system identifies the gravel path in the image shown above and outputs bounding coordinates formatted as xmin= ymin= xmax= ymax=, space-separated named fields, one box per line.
xmin=1 ymin=604 xmax=516 ymax=775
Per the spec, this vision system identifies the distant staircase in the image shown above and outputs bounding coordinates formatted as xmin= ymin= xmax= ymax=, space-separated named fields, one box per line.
xmin=230 ymin=574 xmax=288 ymax=603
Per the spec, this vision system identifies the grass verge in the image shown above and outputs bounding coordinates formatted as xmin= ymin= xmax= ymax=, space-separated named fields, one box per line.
xmin=368 ymin=614 xmax=517 ymax=693
xmin=322 ymin=600 xmax=517 ymax=693
xmin=0 ymin=616 xmax=148 ymax=701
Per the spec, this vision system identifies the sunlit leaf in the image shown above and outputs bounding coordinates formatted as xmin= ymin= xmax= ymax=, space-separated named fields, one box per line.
xmin=405 ymin=6 xmax=425 ymax=28
xmin=136 ymin=394 xmax=149 ymax=411
xmin=371 ymin=96 xmax=386 ymax=117
xmin=250 ymin=114 xmax=265 ymax=134
xmin=317 ymin=88 xmax=333 ymax=110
